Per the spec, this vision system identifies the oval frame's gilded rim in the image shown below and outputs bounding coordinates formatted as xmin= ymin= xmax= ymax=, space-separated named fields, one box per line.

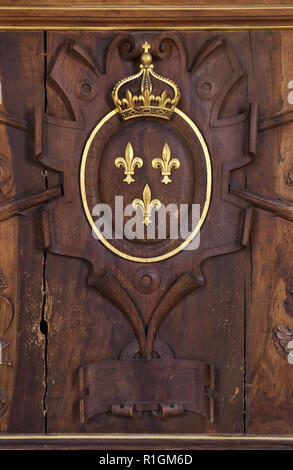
xmin=80 ymin=107 xmax=212 ymax=263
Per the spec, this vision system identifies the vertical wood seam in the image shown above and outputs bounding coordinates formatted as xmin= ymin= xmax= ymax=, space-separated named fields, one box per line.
xmin=243 ymin=277 xmax=247 ymax=434
xmin=243 ymin=30 xmax=254 ymax=435
xmin=39 ymin=30 xmax=48 ymax=434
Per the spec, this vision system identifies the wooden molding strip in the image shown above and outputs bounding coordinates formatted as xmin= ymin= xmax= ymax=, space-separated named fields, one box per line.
xmin=3 ymin=5 xmax=293 ymax=10
xmin=0 ymin=434 xmax=293 ymax=449
xmin=3 ymin=26 xmax=293 ymax=31
xmin=1 ymin=5 xmax=293 ymax=28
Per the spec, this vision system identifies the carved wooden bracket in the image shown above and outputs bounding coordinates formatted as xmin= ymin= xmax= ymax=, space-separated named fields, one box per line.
xmin=79 ymin=341 xmax=214 ymax=422
xmin=0 ymin=186 xmax=62 ymax=222
xmin=230 ymin=188 xmax=293 ymax=224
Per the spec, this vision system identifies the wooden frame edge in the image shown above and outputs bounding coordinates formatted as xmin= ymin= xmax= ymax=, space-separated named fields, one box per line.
xmin=1 ymin=26 xmax=293 ymax=31
xmin=1 ymin=5 xmax=293 ymax=28
xmin=0 ymin=8 xmax=291 ymax=449
xmin=0 ymin=434 xmax=293 ymax=449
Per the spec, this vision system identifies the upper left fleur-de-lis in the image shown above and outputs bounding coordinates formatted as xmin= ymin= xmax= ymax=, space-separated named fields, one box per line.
xmin=115 ymin=142 xmax=143 ymax=184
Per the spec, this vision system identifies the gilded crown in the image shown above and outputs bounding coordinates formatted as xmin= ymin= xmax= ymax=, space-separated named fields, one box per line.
xmin=112 ymin=41 xmax=181 ymax=121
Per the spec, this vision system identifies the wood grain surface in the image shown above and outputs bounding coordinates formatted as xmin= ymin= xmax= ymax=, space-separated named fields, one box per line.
xmin=0 ymin=15 xmax=292 ymax=449
xmin=1 ymin=2 xmax=293 ymax=29
xmin=0 ymin=32 xmax=45 ymax=432
xmin=246 ymin=31 xmax=293 ymax=434
xmin=41 ymin=30 xmax=252 ymax=434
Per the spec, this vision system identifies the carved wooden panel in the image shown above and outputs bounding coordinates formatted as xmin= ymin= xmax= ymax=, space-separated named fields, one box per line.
xmin=37 ymin=31 xmax=255 ymax=433
xmin=0 ymin=29 xmax=293 ymax=439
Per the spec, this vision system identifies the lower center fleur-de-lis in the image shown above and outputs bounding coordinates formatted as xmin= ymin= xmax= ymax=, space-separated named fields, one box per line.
xmin=115 ymin=142 xmax=143 ymax=184
xmin=132 ymin=184 xmax=161 ymax=225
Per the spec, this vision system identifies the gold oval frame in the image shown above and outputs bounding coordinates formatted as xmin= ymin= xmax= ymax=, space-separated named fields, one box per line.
xmin=80 ymin=107 xmax=212 ymax=263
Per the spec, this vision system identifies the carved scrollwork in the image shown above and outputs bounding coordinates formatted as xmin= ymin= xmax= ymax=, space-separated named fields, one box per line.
xmin=0 ymin=155 xmax=13 ymax=199
xmin=106 ymin=34 xmax=141 ymax=69
xmin=0 ymin=267 xmax=11 ymax=418
xmin=286 ymin=167 xmax=293 ymax=186
xmin=0 ymin=270 xmax=8 ymax=290
xmin=283 ymin=266 xmax=293 ymax=317
xmin=0 ymin=273 xmax=13 ymax=367
xmin=0 ymin=389 xmax=8 ymax=418
xmin=106 ymin=33 xmax=186 ymax=71
xmin=151 ymin=33 xmax=186 ymax=67
xmin=0 ymin=296 xmax=13 ymax=338
xmin=273 ymin=325 xmax=293 ymax=364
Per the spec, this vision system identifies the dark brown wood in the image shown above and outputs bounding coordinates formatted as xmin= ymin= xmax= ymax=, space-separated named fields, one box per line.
xmin=41 ymin=31 xmax=253 ymax=434
xmin=246 ymin=31 xmax=293 ymax=435
xmin=90 ymin=272 xmax=147 ymax=357
xmin=1 ymin=3 xmax=293 ymax=29
xmin=0 ymin=3 xmax=293 ymax=450
xmin=146 ymin=273 xmax=203 ymax=358
xmin=0 ymin=186 xmax=62 ymax=222
xmin=259 ymin=110 xmax=293 ymax=132
xmin=0 ymin=435 xmax=293 ymax=450
xmin=0 ymin=32 xmax=48 ymax=433
xmin=230 ymin=187 xmax=293 ymax=223
xmin=79 ymin=357 xmax=213 ymax=422
xmin=273 ymin=324 xmax=293 ymax=361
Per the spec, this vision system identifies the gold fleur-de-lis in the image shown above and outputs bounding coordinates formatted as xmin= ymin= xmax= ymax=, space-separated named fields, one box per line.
xmin=152 ymin=142 xmax=180 ymax=184
xmin=115 ymin=142 xmax=143 ymax=184
xmin=132 ymin=184 xmax=161 ymax=226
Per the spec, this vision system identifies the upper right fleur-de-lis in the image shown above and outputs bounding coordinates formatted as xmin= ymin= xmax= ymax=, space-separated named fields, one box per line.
xmin=152 ymin=142 xmax=180 ymax=184
xmin=115 ymin=142 xmax=143 ymax=184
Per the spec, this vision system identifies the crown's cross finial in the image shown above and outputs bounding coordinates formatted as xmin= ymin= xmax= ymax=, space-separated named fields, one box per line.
xmin=142 ymin=41 xmax=151 ymax=53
